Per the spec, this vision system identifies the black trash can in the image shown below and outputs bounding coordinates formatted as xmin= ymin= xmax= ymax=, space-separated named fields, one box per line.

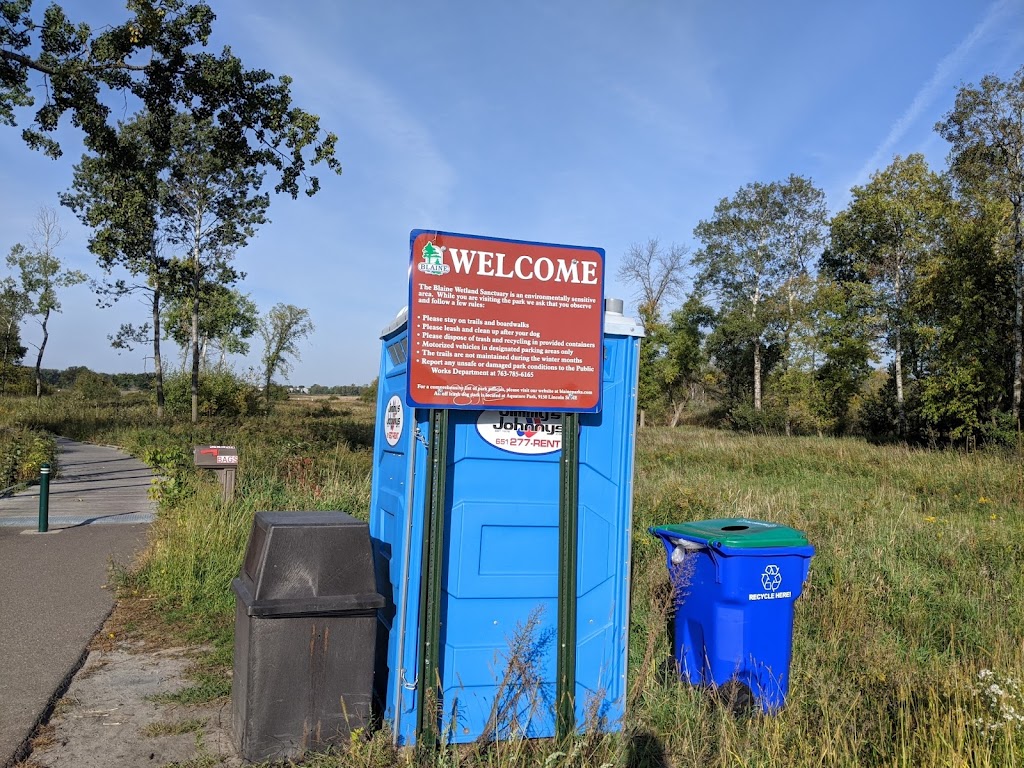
xmin=231 ymin=511 xmax=385 ymax=763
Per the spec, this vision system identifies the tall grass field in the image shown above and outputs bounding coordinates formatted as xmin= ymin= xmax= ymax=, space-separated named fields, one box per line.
xmin=4 ymin=393 xmax=1023 ymax=767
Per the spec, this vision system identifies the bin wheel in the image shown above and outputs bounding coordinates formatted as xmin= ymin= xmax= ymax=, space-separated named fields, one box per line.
xmin=716 ymin=679 xmax=755 ymax=716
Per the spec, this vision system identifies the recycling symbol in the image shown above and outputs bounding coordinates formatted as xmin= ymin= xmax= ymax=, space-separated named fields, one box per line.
xmin=761 ymin=564 xmax=782 ymax=592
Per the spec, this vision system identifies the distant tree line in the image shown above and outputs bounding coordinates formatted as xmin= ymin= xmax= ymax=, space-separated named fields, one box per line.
xmin=29 ymin=367 xmax=370 ymax=396
xmin=624 ymin=67 xmax=1024 ymax=447
xmin=307 ymin=384 xmax=372 ymax=396
xmin=36 ymin=368 xmax=155 ymax=391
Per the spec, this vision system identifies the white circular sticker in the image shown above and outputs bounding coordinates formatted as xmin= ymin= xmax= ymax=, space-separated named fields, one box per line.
xmin=476 ymin=411 xmax=563 ymax=454
xmin=384 ymin=395 xmax=404 ymax=446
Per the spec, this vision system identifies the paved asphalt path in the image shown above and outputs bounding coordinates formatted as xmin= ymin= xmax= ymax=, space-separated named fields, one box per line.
xmin=0 ymin=438 xmax=155 ymax=767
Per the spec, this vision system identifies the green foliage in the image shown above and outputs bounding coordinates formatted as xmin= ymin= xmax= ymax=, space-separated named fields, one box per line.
xmin=638 ymin=295 xmax=712 ymax=425
xmin=259 ymin=302 xmax=314 ymax=407
xmin=935 ymin=66 xmax=1024 ymax=427
xmin=704 ymin=306 xmax=784 ymax=411
xmin=693 ymin=175 xmax=829 ymax=415
xmin=36 ymin=366 xmax=154 ymax=391
xmin=161 ymin=284 xmax=258 ymax=361
xmin=0 ymin=276 xmax=29 ymax=394
xmin=308 ymin=383 xmax=372 ymax=397
xmin=162 ymin=367 xmax=260 ymax=419
xmin=0 ymin=425 xmax=55 ymax=486
xmin=360 ymin=378 xmax=378 ymax=404
xmin=1 ymin=0 xmax=341 ymax=193
xmin=70 ymin=368 xmax=121 ymax=403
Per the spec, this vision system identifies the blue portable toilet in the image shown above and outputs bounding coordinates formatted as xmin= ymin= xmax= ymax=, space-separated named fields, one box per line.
xmin=369 ymin=299 xmax=642 ymax=744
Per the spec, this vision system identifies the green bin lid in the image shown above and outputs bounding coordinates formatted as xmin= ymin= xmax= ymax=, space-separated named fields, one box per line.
xmin=656 ymin=518 xmax=809 ymax=549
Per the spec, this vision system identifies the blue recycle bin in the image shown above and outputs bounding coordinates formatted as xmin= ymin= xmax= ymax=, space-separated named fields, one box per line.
xmin=649 ymin=519 xmax=814 ymax=712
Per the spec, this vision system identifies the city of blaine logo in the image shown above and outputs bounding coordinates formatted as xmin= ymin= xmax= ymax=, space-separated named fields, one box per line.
xmin=417 ymin=241 xmax=451 ymax=276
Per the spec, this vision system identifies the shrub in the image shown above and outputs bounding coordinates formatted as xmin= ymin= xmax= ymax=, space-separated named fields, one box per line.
xmin=728 ymin=402 xmax=787 ymax=434
xmin=0 ymin=426 xmax=55 ymax=486
xmin=163 ymin=367 xmax=260 ymax=419
xmin=71 ymin=369 xmax=121 ymax=403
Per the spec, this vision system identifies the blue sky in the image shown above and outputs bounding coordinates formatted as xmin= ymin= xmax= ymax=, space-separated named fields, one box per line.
xmin=1 ymin=1 xmax=1022 ymax=386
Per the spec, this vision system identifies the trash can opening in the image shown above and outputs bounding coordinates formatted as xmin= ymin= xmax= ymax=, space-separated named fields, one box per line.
xmin=720 ymin=524 xmax=749 ymax=531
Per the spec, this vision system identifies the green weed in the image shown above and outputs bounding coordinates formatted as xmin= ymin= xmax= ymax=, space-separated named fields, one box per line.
xmin=6 ymin=390 xmax=1024 ymax=766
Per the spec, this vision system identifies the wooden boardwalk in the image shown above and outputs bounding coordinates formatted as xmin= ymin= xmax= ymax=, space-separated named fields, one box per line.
xmin=0 ymin=438 xmax=155 ymax=767
xmin=0 ymin=437 xmax=155 ymax=528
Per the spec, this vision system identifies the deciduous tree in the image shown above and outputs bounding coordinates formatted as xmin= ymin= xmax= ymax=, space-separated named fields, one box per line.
xmin=63 ymin=115 xmax=171 ymax=416
xmin=10 ymin=2 xmax=340 ymax=418
xmin=6 ymin=206 xmax=86 ymax=397
xmin=617 ymin=238 xmax=690 ymax=423
xmin=259 ymin=303 xmax=313 ymax=408
xmin=0 ymin=277 xmax=29 ymax=395
xmin=0 ymin=0 xmax=340 ymax=194
xmin=159 ymin=113 xmax=269 ymax=423
xmin=162 ymin=284 xmax=257 ymax=368
xmin=936 ymin=66 xmax=1024 ymax=422
xmin=827 ymin=154 xmax=948 ymax=434
xmin=694 ymin=175 xmax=827 ymax=413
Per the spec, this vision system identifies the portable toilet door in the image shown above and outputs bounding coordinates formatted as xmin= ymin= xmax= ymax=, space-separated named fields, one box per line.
xmin=369 ymin=301 xmax=643 ymax=745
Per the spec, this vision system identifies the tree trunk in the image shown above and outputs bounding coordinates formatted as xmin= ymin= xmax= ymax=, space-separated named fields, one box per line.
xmin=152 ymin=283 xmax=164 ymax=418
xmin=1012 ymin=201 xmax=1022 ymax=425
xmin=2 ymin=320 xmax=12 ymax=396
xmin=34 ymin=308 xmax=49 ymax=398
xmin=669 ymin=401 xmax=686 ymax=428
xmin=191 ymin=242 xmax=201 ymax=425
xmin=893 ymin=263 xmax=906 ymax=436
xmin=753 ymin=337 xmax=762 ymax=412
xmin=751 ymin=288 xmax=762 ymax=412
xmin=894 ymin=326 xmax=905 ymax=435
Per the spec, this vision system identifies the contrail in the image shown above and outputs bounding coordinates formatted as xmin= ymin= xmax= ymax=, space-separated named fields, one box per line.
xmin=849 ymin=0 xmax=1011 ymax=189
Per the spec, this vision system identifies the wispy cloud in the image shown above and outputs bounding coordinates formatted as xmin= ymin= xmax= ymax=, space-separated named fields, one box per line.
xmin=849 ymin=0 xmax=1012 ymax=190
xmin=226 ymin=7 xmax=456 ymax=224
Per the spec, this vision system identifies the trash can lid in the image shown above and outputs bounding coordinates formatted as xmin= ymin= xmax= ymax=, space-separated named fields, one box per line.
xmin=652 ymin=518 xmax=809 ymax=549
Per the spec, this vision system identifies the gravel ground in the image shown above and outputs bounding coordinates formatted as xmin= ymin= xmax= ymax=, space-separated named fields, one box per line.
xmin=17 ymin=640 xmax=241 ymax=768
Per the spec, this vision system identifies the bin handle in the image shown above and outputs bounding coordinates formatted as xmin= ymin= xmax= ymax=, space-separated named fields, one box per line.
xmin=400 ymin=667 xmax=418 ymax=691
xmin=657 ymin=533 xmax=724 ymax=585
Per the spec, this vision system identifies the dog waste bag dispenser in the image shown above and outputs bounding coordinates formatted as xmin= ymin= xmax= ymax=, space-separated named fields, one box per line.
xmin=369 ymin=300 xmax=643 ymax=744
xmin=231 ymin=511 xmax=385 ymax=763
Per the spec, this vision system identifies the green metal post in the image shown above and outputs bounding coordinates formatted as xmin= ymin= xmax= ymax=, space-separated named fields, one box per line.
xmin=37 ymin=462 xmax=50 ymax=533
xmin=556 ymin=413 xmax=580 ymax=739
xmin=416 ymin=409 xmax=449 ymax=747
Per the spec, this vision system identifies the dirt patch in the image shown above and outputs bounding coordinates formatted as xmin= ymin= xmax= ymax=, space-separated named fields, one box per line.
xmin=20 ymin=642 xmax=240 ymax=768
xmin=14 ymin=601 xmax=242 ymax=768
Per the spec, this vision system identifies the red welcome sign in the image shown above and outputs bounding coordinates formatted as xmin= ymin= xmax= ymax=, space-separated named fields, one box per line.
xmin=408 ymin=229 xmax=604 ymax=412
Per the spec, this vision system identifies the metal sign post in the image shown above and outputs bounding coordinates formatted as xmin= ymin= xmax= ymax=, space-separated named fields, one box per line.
xmin=415 ymin=409 xmax=449 ymax=746
xmin=406 ymin=229 xmax=605 ymax=746
xmin=556 ymin=413 xmax=580 ymax=739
